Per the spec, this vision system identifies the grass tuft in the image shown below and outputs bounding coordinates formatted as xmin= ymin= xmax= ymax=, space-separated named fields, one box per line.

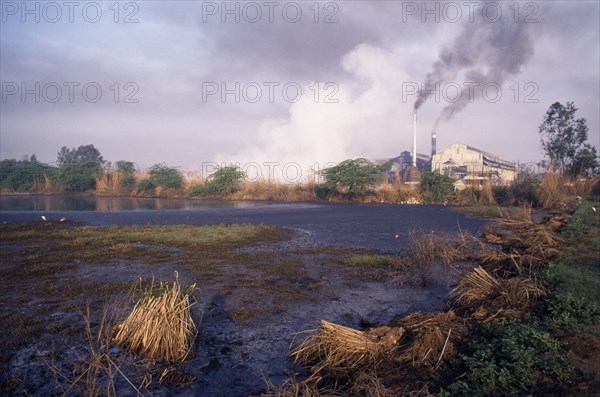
xmin=113 ymin=272 xmax=199 ymax=363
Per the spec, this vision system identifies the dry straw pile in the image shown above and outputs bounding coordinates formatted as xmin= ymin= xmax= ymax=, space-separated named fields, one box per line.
xmin=446 ymin=266 xmax=546 ymax=322
xmin=113 ymin=273 xmax=198 ymax=363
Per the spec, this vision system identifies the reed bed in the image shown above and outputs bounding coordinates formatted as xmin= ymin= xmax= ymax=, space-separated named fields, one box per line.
xmin=113 ymin=274 xmax=198 ymax=363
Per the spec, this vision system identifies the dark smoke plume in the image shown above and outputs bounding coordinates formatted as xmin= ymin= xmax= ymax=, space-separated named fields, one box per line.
xmin=414 ymin=0 xmax=535 ymax=130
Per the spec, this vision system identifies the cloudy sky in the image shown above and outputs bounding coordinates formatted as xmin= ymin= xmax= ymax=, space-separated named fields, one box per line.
xmin=1 ymin=0 xmax=598 ymax=180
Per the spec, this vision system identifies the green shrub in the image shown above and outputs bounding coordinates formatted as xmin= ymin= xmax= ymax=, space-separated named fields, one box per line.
xmin=187 ymin=184 xmax=208 ymax=198
xmin=188 ymin=166 xmax=245 ymax=197
xmin=137 ymin=178 xmax=156 ymax=195
xmin=0 ymin=159 xmax=56 ymax=191
xmin=420 ymin=171 xmax=454 ymax=203
xmin=510 ymin=172 xmax=540 ymax=207
xmin=314 ymin=183 xmax=334 ymax=200
xmin=148 ymin=163 xmax=183 ymax=190
xmin=120 ymin=175 xmax=136 ymax=188
xmin=443 ymin=320 xmax=572 ymax=396
xmin=53 ymin=161 xmax=102 ymax=192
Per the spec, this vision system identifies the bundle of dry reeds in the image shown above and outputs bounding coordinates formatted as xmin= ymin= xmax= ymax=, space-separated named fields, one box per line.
xmin=446 ymin=267 xmax=545 ymax=322
xmin=291 ymin=321 xmax=404 ymax=383
xmin=391 ymin=311 xmax=467 ymax=370
xmin=113 ymin=274 xmax=198 ymax=362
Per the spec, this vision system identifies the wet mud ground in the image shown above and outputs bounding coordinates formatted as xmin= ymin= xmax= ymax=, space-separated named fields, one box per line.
xmin=0 ymin=202 xmax=487 ymax=396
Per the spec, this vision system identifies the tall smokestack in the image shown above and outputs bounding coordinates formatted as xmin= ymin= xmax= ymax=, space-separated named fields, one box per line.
xmin=412 ymin=111 xmax=417 ymax=167
xmin=431 ymin=130 xmax=437 ymax=158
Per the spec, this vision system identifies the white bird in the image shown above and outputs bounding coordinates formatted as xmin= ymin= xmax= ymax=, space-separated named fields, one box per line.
xmin=593 ymin=207 xmax=597 ymax=212
xmin=394 ymin=234 xmax=399 ymax=239
xmin=59 ymin=217 xmax=66 ymax=222
xmin=41 ymin=215 xmax=47 ymax=221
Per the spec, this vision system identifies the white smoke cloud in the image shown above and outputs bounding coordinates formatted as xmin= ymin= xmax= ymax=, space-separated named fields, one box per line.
xmin=224 ymin=44 xmax=415 ymax=181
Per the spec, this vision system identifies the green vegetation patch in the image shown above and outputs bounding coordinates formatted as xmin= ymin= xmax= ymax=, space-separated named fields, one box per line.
xmin=443 ymin=319 xmax=572 ymax=396
xmin=0 ymin=222 xmax=289 ymax=264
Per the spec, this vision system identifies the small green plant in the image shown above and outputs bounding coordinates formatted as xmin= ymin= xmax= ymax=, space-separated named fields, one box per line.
xmin=546 ymin=292 xmax=600 ymax=327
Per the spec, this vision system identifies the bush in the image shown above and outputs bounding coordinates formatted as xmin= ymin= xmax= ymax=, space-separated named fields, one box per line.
xmin=314 ymin=183 xmax=334 ymax=200
xmin=510 ymin=172 xmax=540 ymax=207
xmin=443 ymin=320 xmax=572 ymax=396
xmin=187 ymin=184 xmax=208 ymax=198
xmin=0 ymin=159 xmax=56 ymax=191
xmin=148 ymin=163 xmax=184 ymax=190
xmin=137 ymin=178 xmax=156 ymax=195
xmin=54 ymin=161 xmax=102 ymax=192
xmin=188 ymin=166 xmax=245 ymax=197
xmin=420 ymin=171 xmax=454 ymax=203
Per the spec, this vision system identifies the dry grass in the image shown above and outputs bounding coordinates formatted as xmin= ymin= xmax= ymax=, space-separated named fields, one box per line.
xmin=446 ymin=267 xmax=546 ymax=322
xmin=229 ymin=181 xmax=318 ymax=201
xmin=482 ymin=214 xmax=562 ymax=272
xmin=113 ymin=273 xmax=198 ymax=363
xmin=95 ymin=169 xmax=123 ymax=196
xmin=291 ymin=321 xmax=404 ymax=383
xmin=49 ymin=304 xmax=145 ymax=397
xmin=409 ymin=230 xmax=489 ymax=266
xmin=540 ymin=172 xmax=565 ymax=209
xmin=480 ymin=180 xmax=496 ymax=206
xmin=287 ymin=311 xmax=466 ymax=395
xmin=362 ymin=183 xmax=421 ymax=204
xmin=390 ymin=311 xmax=468 ymax=370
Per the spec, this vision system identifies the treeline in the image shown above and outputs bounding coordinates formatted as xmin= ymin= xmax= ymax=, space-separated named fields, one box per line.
xmin=1 ymin=146 xmax=598 ymax=208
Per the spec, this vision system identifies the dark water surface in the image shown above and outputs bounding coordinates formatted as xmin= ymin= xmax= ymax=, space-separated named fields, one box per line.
xmin=0 ymin=195 xmax=487 ymax=253
xmin=0 ymin=194 xmax=271 ymax=211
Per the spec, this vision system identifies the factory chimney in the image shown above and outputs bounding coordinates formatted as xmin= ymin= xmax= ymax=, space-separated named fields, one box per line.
xmin=412 ymin=111 xmax=417 ymax=167
xmin=431 ymin=130 xmax=437 ymax=158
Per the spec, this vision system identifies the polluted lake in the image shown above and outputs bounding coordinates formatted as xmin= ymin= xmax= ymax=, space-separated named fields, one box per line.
xmin=0 ymin=202 xmax=487 ymax=396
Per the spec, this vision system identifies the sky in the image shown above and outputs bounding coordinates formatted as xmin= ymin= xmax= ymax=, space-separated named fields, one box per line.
xmin=1 ymin=0 xmax=599 ymax=181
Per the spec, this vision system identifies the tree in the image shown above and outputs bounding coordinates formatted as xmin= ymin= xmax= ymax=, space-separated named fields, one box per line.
xmin=57 ymin=144 xmax=104 ymax=165
xmin=320 ymin=158 xmax=385 ymax=197
xmin=539 ymin=102 xmax=598 ymax=177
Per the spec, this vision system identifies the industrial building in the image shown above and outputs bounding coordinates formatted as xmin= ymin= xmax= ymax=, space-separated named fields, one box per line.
xmin=431 ymin=143 xmax=517 ymax=189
